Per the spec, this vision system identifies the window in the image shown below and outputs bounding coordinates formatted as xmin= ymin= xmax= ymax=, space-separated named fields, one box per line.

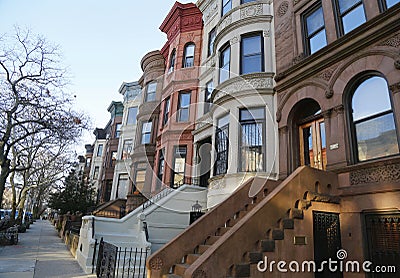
xmin=121 ymin=139 xmax=133 ymax=159
xmin=214 ymin=114 xmax=229 ymax=175
xmin=222 ymin=0 xmax=232 ymax=16
xmin=183 ymin=43 xmax=195 ymax=68
xmin=219 ymin=44 xmax=231 ymax=84
xmin=110 ymin=151 xmax=118 ymax=167
xmin=157 ymin=150 xmax=165 ymax=191
xmin=177 ymin=92 xmax=191 ymax=122
xmin=169 ymin=49 xmax=176 ymax=73
xmin=239 ymin=108 xmax=265 ymax=172
xmin=133 ymin=163 xmax=147 ymax=193
xmin=171 ymin=146 xmax=187 ymax=188
xmin=334 ymin=0 xmax=366 ymax=35
xmin=115 ymin=123 xmax=122 ymax=138
xmin=141 ymin=121 xmax=152 ymax=144
xmin=146 ymin=82 xmax=157 ymax=102
xmin=86 ymin=157 xmax=91 ymax=168
xmin=303 ymin=3 xmax=327 ymax=55
xmin=163 ymin=97 xmax=170 ymax=126
xmin=241 ymin=33 xmax=264 ymax=74
xmin=204 ymin=80 xmax=214 ymax=114
xmin=349 ymin=75 xmax=399 ymax=162
xmin=126 ymin=107 xmax=138 ymax=125
xmin=241 ymin=0 xmax=256 ymax=3
xmin=380 ymin=0 xmax=400 ymax=10
xmin=97 ymin=144 xmax=103 ymax=156
xmin=93 ymin=166 xmax=99 ymax=179
xmin=208 ymin=28 xmax=216 ymax=57
xmin=116 ymin=174 xmax=129 ymax=199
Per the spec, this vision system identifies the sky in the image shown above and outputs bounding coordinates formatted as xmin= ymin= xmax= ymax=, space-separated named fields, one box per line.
xmin=0 ymin=0 xmax=194 ymax=154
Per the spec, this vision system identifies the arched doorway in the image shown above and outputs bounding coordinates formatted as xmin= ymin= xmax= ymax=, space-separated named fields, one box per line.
xmin=289 ymin=98 xmax=326 ymax=171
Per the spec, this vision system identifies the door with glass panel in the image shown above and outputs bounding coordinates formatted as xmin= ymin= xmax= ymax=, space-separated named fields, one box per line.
xmin=299 ymin=118 xmax=326 ymax=170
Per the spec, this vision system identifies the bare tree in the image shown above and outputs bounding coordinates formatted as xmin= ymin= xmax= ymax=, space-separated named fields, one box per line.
xmin=0 ymin=27 xmax=89 ymax=206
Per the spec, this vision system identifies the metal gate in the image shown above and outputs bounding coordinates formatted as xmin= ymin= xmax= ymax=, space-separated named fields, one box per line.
xmin=365 ymin=212 xmax=400 ymax=278
xmin=95 ymin=238 xmax=149 ymax=278
xmin=313 ymin=211 xmax=342 ymax=278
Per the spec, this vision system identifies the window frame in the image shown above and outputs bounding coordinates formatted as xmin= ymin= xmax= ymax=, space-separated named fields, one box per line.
xmin=301 ymin=2 xmax=328 ymax=55
xmin=141 ymin=121 xmax=153 ymax=145
xmin=241 ymin=0 xmax=257 ymax=4
xmin=93 ymin=166 xmax=99 ymax=179
xmin=346 ymin=72 xmax=400 ymax=163
xmin=332 ymin=0 xmax=366 ymax=36
xmin=219 ymin=43 xmax=231 ymax=84
xmin=214 ymin=114 xmax=230 ymax=176
xmin=240 ymin=32 xmax=265 ymax=75
xmin=204 ymin=80 xmax=214 ymax=114
xmin=133 ymin=163 xmax=147 ymax=193
xmin=116 ymin=173 xmax=129 ymax=199
xmin=239 ymin=107 xmax=266 ymax=172
xmin=145 ymin=81 xmax=157 ymax=102
xmin=115 ymin=123 xmax=122 ymax=138
xmin=156 ymin=150 xmax=165 ymax=191
xmin=171 ymin=146 xmax=187 ymax=188
xmin=121 ymin=139 xmax=133 ymax=160
xmin=208 ymin=28 xmax=217 ymax=57
xmin=378 ymin=0 xmax=400 ymax=11
xmin=169 ymin=49 xmax=176 ymax=73
xmin=222 ymin=0 xmax=232 ymax=16
xmin=177 ymin=92 xmax=191 ymax=122
xmin=126 ymin=106 xmax=138 ymax=125
xmin=183 ymin=43 xmax=195 ymax=68
xmin=97 ymin=144 xmax=103 ymax=157
xmin=163 ymin=97 xmax=171 ymax=126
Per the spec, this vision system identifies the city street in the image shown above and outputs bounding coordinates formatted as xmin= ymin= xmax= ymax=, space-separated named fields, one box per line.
xmin=0 ymin=220 xmax=94 ymax=278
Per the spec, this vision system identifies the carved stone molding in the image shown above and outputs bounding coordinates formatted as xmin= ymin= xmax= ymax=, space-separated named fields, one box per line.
xmin=395 ymin=60 xmax=400 ymax=70
xmin=182 ymin=16 xmax=202 ymax=27
xmin=193 ymin=269 xmax=207 ymax=278
xmin=292 ymin=53 xmax=306 ymax=65
xmin=380 ymin=33 xmax=400 ymax=48
xmin=209 ymin=178 xmax=226 ymax=190
xmin=230 ymin=36 xmax=239 ymax=45
xmin=274 ymin=72 xmax=287 ymax=82
xmin=318 ymin=66 xmax=337 ymax=82
xmin=293 ymin=0 xmax=301 ymax=5
xmin=217 ymin=15 xmax=232 ymax=33
xmin=240 ymin=4 xmax=263 ymax=19
xmin=325 ymin=89 xmax=334 ymax=99
xmin=350 ymin=163 xmax=400 ymax=186
xmin=389 ymin=82 xmax=400 ymax=94
xmin=277 ymin=1 xmax=289 ymax=17
xmin=186 ymin=32 xmax=195 ymax=42
xmin=333 ymin=105 xmax=345 ymax=115
xmin=203 ymin=1 xmax=218 ymax=23
xmin=263 ymin=29 xmax=271 ymax=38
xmin=149 ymin=257 xmax=163 ymax=270
xmin=276 ymin=110 xmax=282 ymax=122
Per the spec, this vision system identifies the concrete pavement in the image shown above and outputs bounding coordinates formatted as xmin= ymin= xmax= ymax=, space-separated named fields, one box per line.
xmin=0 ymin=219 xmax=95 ymax=278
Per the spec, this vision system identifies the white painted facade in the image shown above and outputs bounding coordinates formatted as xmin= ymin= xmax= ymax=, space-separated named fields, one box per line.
xmin=111 ymin=82 xmax=142 ymax=200
xmin=89 ymin=139 xmax=106 ymax=194
xmin=194 ymin=0 xmax=278 ymax=208
xmin=76 ymin=184 xmax=207 ymax=273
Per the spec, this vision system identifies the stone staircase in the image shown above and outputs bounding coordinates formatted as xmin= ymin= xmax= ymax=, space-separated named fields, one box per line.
xmin=147 ymin=166 xmax=339 ymax=278
xmin=228 ymin=191 xmax=340 ymax=277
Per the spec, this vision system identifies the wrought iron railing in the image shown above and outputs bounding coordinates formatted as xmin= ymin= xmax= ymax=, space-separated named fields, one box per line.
xmin=141 ymin=187 xmax=174 ymax=211
xmin=94 ymin=238 xmax=149 ymax=278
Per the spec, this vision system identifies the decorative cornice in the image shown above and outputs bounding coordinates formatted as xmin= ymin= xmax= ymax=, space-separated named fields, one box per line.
xmin=350 ymin=162 xmax=400 ymax=186
xmin=277 ymin=1 xmax=289 ymax=17
xmin=240 ymin=4 xmax=263 ymax=19
xmin=203 ymin=0 xmax=218 ymax=23
xmin=379 ymin=32 xmax=400 ymax=48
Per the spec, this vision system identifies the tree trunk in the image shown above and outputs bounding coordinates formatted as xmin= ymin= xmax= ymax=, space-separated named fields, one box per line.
xmin=0 ymin=163 xmax=10 ymax=209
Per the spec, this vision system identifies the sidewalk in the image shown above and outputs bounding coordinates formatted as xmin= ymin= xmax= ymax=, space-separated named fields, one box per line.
xmin=0 ymin=219 xmax=95 ymax=278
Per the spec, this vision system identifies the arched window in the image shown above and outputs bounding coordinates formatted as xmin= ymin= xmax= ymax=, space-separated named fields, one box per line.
xmin=168 ymin=49 xmax=176 ymax=73
xmin=349 ymin=75 xmax=399 ymax=162
xmin=183 ymin=43 xmax=195 ymax=68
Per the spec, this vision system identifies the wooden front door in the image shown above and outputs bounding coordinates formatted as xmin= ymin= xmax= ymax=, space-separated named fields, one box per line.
xmin=299 ymin=118 xmax=326 ymax=170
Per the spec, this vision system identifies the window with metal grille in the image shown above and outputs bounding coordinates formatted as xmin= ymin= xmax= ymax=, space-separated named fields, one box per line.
xmin=302 ymin=2 xmax=327 ymax=55
xmin=214 ymin=114 xmax=229 ymax=175
xmin=239 ymin=108 xmax=265 ymax=172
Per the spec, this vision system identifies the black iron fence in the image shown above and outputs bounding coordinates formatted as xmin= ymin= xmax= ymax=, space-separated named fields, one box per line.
xmin=93 ymin=238 xmax=149 ymax=278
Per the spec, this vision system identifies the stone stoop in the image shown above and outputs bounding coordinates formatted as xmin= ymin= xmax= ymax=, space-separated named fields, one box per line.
xmin=228 ymin=192 xmax=340 ymax=278
xmin=165 ymin=184 xmax=275 ymax=277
